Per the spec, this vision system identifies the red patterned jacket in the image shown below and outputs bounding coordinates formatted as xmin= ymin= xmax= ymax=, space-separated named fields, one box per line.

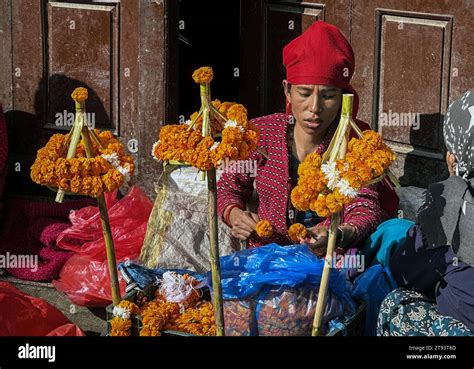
xmin=217 ymin=113 xmax=398 ymax=249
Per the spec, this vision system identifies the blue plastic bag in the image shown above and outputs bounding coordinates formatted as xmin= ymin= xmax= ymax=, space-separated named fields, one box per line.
xmin=208 ymin=243 xmax=355 ymax=306
xmin=208 ymin=244 xmax=356 ymax=336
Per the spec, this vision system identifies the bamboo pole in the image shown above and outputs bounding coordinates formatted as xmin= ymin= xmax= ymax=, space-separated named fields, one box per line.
xmin=97 ymin=195 xmax=121 ymax=306
xmin=208 ymin=167 xmax=225 ymax=336
xmin=81 ymin=128 xmax=121 ymax=306
xmin=312 ymin=94 xmax=353 ymax=336
xmin=312 ymin=212 xmax=340 ymax=336
xmin=81 ymin=127 xmax=121 ymax=305
xmin=55 ymin=102 xmax=84 ymax=203
xmin=197 ymin=81 xmax=225 ymax=335
xmin=199 ymin=83 xmax=210 ymax=181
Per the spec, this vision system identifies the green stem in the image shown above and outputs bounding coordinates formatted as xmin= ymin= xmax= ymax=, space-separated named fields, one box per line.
xmin=56 ymin=102 xmax=85 ymax=203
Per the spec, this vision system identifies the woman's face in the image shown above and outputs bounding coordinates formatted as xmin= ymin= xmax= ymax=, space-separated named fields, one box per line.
xmin=283 ymin=81 xmax=342 ymax=136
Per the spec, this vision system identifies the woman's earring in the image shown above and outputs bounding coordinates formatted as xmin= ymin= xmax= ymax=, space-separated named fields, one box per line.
xmin=455 ymin=163 xmax=459 ymax=176
xmin=286 ymin=99 xmax=293 ymax=115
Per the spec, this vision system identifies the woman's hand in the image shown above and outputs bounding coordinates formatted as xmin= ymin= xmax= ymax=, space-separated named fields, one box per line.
xmin=298 ymin=224 xmax=357 ymax=257
xmin=298 ymin=226 xmax=328 ymax=257
xmin=228 ymin=207 xmax=260 ymax=240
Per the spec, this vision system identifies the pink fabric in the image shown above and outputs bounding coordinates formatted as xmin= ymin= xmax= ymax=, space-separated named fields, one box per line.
xmin=217 ymin=113 xmax=390 ymax=249
xmin=0 ymin=198 xmax=95 ymax=281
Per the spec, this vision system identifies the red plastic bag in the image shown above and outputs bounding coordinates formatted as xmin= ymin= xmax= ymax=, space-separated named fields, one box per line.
xmin=53 ymin=187 xmax=153 ymax=306
xmin=53 ymin=256 xmax=129 ymax=307
xmin=0 ymin=282 xmax=85 ymax=336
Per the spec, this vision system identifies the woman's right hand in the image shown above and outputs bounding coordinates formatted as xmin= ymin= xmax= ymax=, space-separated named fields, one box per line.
xmin=228 ymin=207 xmax=260 ymax=240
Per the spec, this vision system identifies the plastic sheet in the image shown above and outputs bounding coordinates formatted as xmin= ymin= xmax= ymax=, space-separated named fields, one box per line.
xmin=138 ymin=166 xmax=243 ymax=273
xmin=209 ymin=243 xmax=356 ymax=336
xmin=0 ymin=282 xmax=85 ymax=336
xmin=212 ymin=243 xmax=354 ymax=302
xmin=53 ymin=187 xmax=152 ymax=307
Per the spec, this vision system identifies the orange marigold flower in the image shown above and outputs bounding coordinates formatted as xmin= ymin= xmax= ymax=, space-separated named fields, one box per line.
xmin=256 ymin=219 xmax=273 ymax=239
xmin=362 ymin=130 xmax=384 ymax=149
xmin=311 ymin=194 xmax=331 ymax=218
xmin=192 ymin=66 xmax=213 ymax=84
xmin=71 ymin=87 xmax=88 ymax=102
xmin=326 ymin=192 xmax=343 ymax=214
xmin=352 ymin=163 xmax=372 ymax=183
xmin=366 ymin=156 xmax=385 ymax=177
xmin=305 ymin=152 xmax=322 ymax=168
xmin=341 ymin=171 xmax=363 ymax=190
xmin=226 ymin=104 xmax=248 ymax=126
xmin=291 ymin=186 xmax=310 ymax=211
xmin=118 ymin=300 xmax=140 ymax=315
xmin=333 ymin=188 xmax=351 ymax=205
xmin=110 ymin=317 xmax=132 ymax=337
xmin=288 ymin=223 xmax=307 ymax=243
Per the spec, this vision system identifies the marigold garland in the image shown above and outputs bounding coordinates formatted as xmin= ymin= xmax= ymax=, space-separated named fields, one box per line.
xmin=152 ymin=105 xmax=259 ymax=170
xmin=164 ymin=301 xmax=216 ymax=336
xmin=110 ymin=300 xmax=140 ymax=336
xmin=110 ymin=273 xmax=216 ymax=337
xmin=140 ymin=299 xmax=180 ymax=337
xmin=255 ymin=219 xmax=273 ymax=239
xmin=288 ymin=223 xmax=308 ymax=243
xmin=152 ymin=67 xmax=259 ymax=171
xmin=291 ymin=130 xmax=395 ymax=217
xmin=31 ymin=130 xmax=134 ymax=197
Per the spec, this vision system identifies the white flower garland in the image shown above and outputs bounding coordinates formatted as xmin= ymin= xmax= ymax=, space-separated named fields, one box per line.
xmin=101 ymin=152 xmax=131 ymax=182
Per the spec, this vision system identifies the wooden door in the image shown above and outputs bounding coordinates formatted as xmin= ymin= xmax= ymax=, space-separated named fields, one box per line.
xmin=0 ymin=0 xmax=178 ymax=198
xmin=240 ymin=0 xmax=474 ymax=188
xmin=240 ymin=0 xmax=351 ymax=118
xmin=351 ymin=0 xmax=474 ymax=187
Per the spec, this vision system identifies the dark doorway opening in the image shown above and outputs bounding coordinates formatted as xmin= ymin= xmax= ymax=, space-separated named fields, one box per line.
xmin=178 ymin=0 xmax=241 ymax=119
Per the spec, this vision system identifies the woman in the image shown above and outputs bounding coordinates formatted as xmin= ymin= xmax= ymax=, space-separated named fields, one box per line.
xmin=378 ymin=89 xmax=474 ymax=335
xmin=217 ymin=21 xmax=398 ymax=253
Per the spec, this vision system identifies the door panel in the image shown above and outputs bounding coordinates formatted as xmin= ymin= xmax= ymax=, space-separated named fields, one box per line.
xmin=352 ymin=0 xmax=473 ymax=186
xmin=46 ymin=1 xmax=119 ymax=132
xmin=1 ymin=0 xmax=177 ymax=198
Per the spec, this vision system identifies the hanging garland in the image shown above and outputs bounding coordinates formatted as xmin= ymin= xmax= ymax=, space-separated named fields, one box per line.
xmin=31 ymin=130 xmax=134 ymax=197
xmin=290 ymin=130 xmax=395 ymax=218
xmin=151 ymin=67 xmax=259 ymax=171
xmin=30 ymin=87 xmax=134 ymax=197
